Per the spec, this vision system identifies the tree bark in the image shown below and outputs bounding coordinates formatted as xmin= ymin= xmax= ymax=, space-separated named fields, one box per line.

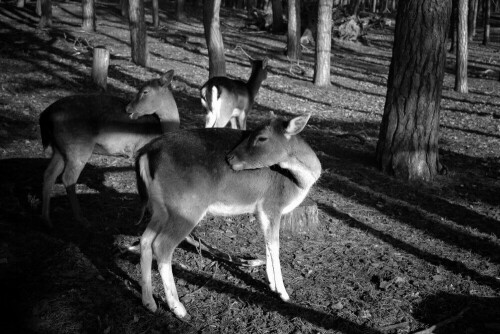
xmin=39 ymin=0 xmax=52 ymax=28
xmin=16 ymin=0 xmax=25 ymax=8
xmin=37 ymin=0 xmax=42 ymax=16
xmin=376 ymin=0 xmax=451 ymax=181
xmin=467 ymin=0 xmax=477 ymax=40
xmin=92 ymin=46 xmax=110 ymax=91
xmin=483 ymin=0 xmax=491 ymax=45
xmin=455 ymin=0 xmax=468 ymax=93
xmin=121 ymin=0 xmax=128 ymax=18
xmin=287 ymin=0 xmax=301 ymax=59
xmin=203 ymin=0 xmax=226 ymax=78
xmin=82 ymin=0 xmax=96 ymax=31
xmin=271 ymin=0 xmax=285 ymax=32
xmin=314 ymin=0 xmax=333 ymax=86
xmin=152 ymin=0 xmax=159 ymax=28
xmin=176 ymin=0 xmax=186 ymax=21
xmin=372 ymin=0 xmax=377 ymax=13
xmin=128 ymin=0 xmax=148 ymax=66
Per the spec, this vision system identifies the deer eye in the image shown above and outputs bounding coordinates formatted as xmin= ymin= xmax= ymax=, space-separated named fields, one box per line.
xmin=142 ymin=90 xmax=149 ymax=96
xmin=256 ymin=136 xmax=268 ymax=144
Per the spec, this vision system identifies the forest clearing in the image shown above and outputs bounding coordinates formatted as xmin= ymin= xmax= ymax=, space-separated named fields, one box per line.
xmin=0 ymin=1 xmax=499 ymax=333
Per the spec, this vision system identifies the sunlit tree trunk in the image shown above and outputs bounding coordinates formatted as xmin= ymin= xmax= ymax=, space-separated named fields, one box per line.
xmin=176 ymin=0 xmax=186 ymax=21
xmin=372 ymin=0 xmax=377 ymax=12
xmin=82 ymin=0 xmax=96 ymax=31
xmin=287 ymin=0 xmax=301 ymax=59
xmin=39 ymin=0 xmax=52 ymax=28
xmin=468 ymin=0 xmax=478 ymax=40
xmin=152 ymin=0 xmax=159 ymax=28
xmin=314 ymin=0 xmax=333 ymax=86
xmin=483 ymin=0 xmax=491 ymax=45
xmin=129 ymin=0 xmax=148 ymax=66
xmin=376 ymin=0 xmax=451 ymax=181
xmin=203 ymin=0 xmax=226 ymax=77
xmin=455 ymin=0 xmax=468 ymax=93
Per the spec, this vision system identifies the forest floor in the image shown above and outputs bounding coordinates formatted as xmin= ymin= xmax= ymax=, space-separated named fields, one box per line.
xmin=1 ymin=1 xmax=500 ymax=334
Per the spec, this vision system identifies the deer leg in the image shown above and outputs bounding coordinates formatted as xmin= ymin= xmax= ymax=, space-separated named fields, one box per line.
xmin=61 ymin=148 xmax=93 ymax=226
xmin=153 ymin=212 xmax=201 ymax=319
xmin=258 ymin=209 xmax=289 ymax=301
xmin=42 ymin=148 xmax=65 ymax=227
xmin=140 ymin=210 xmax=164 ymax=313
xmin=230 ymin=117 xmax=238 ymax=129
xmin=237 ymin=110 xmax=247 ymax=130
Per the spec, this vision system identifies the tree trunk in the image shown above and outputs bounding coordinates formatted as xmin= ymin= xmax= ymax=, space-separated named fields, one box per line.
xmin=467 ymin=0 xmax=477 ymax=40
xmin=16 ymin=0 xmax=25 ymax=8
xmin=376 ymin=0 xmax=451 ymax=181
xmin=92 ymin=46 xmax=110 ymax=91
xmin=121 ymin=0 xmax=128 ymax=18
xmin=287 ymin=0 xmax=301 ymax=59
xmin=314 ymin=0 xmax=333 ymax=86
xmin=455 ymin=0 xmax=468 ymax=93
xmin=203 ymin=0 xmax=226 ymax=78
xmin=39 ymin=0 xmax=52 ymax=28
xmin=247 ymin=0 xmax=256 ymax=17
xmin=152 ymin=0 xmax=159 ymax=28
xmin=372 ymin=0 xmax=377 ymax=12
xmin=82 ymin=0 xmax=96 ymax=31
xmin=352 ymin=0 xmax=362 ymax=15
xmin=483 ymin=0 xmax=490 ymax=45
xmin=271 ymin=0 xmax=285 ymax=32
xmin=176 ymin=0 xmax=186 ymax=21
xmin=128 ymin=0 xmax=148 ymax=66
xmin=36 ymin=0 xmax=42 ymax=16
xmin=449 ymin=0 xmax=457 ymax=52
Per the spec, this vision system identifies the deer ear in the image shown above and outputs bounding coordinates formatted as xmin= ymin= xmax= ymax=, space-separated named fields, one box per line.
xmin=284 ymin=113 xmax=311 ymax=137
xmin=262 ymin=57 xmax=269 ymax=69
xmin=160 ymin=70 xmax=174 ymax=87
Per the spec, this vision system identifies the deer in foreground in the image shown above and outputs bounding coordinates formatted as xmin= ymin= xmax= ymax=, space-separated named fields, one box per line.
xmin=200 ymin=57 xmax=268 ymax=130
xmin=39 ymin=70 xmax=179 ymax=228
xmin=135 ymin=113 xmax=321 ymax=318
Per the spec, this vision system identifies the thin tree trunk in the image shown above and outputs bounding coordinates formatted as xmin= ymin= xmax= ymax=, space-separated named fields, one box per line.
xmin=39 ymin=0 xmax=52 ymax=28
xmin=372 ymin=0 xmax=377 ymax=12
xmin=152 ymin=0 xmax=159 ymax=28
xmin=128 ymin=0 xmax=148 ymax=66
xmin=287 ymin=0 xmax=301 ymax=59
xmin=483 ymin=0 xmax=491 ymax=45
xmin=16 ymin=0 xmax=25 ymax=8
xmin=203 ymin=0 xmax=226 ymax=78
xmin=92 ymin=46 xmax=110 ymax=91
xmin=36 ymin=0 xmax=42 ymax=16
xmin=82 ymin=0 xmax=96 ymax=31
xmin=455 ymin=0 xmax=468 ymax=93
xmin=468 ymin=0 xmax=477 ymax=40
xmin=376 ymin=0 xmax=451 ymax=181
xmin=121 ymin=0 xmax=128 ymax=18
xmin=271 ymin=0 xmax=285 ymax=32
xmin=314 ymin=0 xmax=333 ymax=86
xmin=176 ymin=0 xmax=186 ymax=21
xmin=449 ymin=0 xmax=457 ymax=52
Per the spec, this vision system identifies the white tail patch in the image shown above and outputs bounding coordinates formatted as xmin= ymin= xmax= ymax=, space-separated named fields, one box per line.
xmin=205 ymin=85 xmax=222 ymax=128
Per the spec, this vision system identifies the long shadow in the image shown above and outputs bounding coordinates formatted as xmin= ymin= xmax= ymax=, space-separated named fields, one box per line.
xmin=319 ymin=204 xmax=500 ymax=292
xmin=414 ymin=292 xmax=500 ymax=333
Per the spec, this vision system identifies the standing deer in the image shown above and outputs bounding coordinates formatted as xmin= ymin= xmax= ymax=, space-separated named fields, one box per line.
xmin=40 ymin=70 xmax=179 ymax=227
xmin=135 ymin=113 xmax=321 ymax=318
xmin=200 ymin=57 xmax=268 ymax=130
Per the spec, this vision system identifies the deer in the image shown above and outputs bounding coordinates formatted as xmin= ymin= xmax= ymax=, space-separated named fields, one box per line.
xmin=39 ymin=70 xmax=179 ymax=228
xmin=135 ymin=113 xmax=321 ymax=318
xmin=200 ymin=57 xmax=269 ymax=130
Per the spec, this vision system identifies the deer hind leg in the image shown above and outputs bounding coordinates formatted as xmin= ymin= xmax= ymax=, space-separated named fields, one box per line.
xmin=237 ymin=109 xmax=247 ymax=130
xmin=258 ymin=209 xmax=289 ymax=301
xmin=153 ymin=211 xmax=201 ymax=319
xmin=42 ymin=148 xmax=65 ymax=227
xmin=61 ymin=146 xmax=93 ymax=225
xmin=140 ymin=208 xmax=164 ymax=313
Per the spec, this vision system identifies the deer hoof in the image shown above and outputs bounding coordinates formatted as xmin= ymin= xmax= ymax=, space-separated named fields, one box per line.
xmin=143 ymin=300 xmax=158 ymax=313
xmin=171 ymin=303 xmax=188 ymax=319
xmin=278 ymin=290 xmax=290 ymax=302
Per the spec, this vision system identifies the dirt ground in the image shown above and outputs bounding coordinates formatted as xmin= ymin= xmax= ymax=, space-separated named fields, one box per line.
xmin=1 ymin=1 xmax=499 ymax=333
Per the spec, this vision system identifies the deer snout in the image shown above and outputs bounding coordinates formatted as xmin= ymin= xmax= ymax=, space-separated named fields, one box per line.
xmin=226 ymin=153 xmax=245 ymax=171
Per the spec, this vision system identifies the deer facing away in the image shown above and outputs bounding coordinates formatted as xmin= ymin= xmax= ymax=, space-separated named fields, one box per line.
xmin=200 ymin=57 xmax=268 ymax=130
xmin=39 ymin=70 xmax=179 ymax=227
xmin=135 ymin=113 xmax=321 ymax=318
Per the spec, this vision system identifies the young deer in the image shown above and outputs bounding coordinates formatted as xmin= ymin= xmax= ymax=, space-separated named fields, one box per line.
xmin=40 ymin=70 xmax=179 ymax=227
xmin=200 ymin=57 xmax=269 ymax=130
xmin=135 ymin=113 xmax=321 ymax=318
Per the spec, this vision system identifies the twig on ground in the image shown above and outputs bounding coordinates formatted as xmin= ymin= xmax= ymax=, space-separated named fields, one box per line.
xmin=412 ymin=307 xmax=470 ymax=334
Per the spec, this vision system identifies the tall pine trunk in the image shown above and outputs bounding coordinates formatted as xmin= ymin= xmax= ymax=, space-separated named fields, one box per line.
xmin=129 ymin=0 xmax=148 ymax=66
xmin=376 ymin=0 xmax=451 ymax=181
xmin=483 ymin=0 xmax=491 ymax=45
xmin=82 ymin=0 xmax=96 ymax=31
xmin=287 ymin=0 xmax=301 ymax=59
xmin=203 ymin=0 xmax=226 ymax=78
xmin=455 ymin=0 xmax=468 ymax=93
xmin=314 ymin=0 xmax=333 ymax=86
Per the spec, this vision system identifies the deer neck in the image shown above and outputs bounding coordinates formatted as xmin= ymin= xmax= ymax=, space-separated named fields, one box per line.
xmin=154 ymin=99 xmax=179 ymax=133
xmin=280 ymin=138 xmax=322 ymax=190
